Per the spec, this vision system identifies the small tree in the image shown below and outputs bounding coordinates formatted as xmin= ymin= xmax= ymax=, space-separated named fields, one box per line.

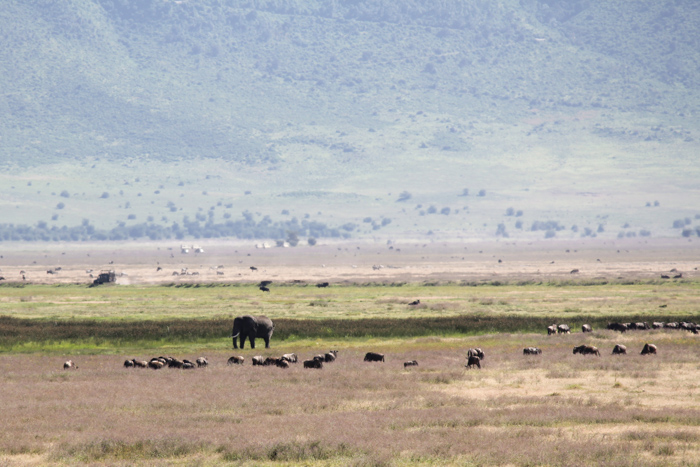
xmin=308 ymin=237 xmax=317 ymax=246
xmin=56 ymin=202 xmax=65 ymax=210
xmin=397 ymin=191 xmax=412 ymax=202
xmin=286 ymin=231 xmax=299 ymax=247
xmin=458 ymin=188 xmax=469 ymax=197
xmin=60 ymin=190 xmax=70 ymax=198
xmin=100 ymin=192 xmax=110 ymax=199
xmin=505 ymin=207 xmax=514 ymax=216
xmin=477 ymin=189 xmax=486 ymax=197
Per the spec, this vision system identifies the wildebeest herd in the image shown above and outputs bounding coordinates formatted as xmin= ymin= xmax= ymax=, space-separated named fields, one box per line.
xmin=607 ymin=321 xmax=699 ymax=334
xmin=122 ymin=356 xmax=209 ymax=369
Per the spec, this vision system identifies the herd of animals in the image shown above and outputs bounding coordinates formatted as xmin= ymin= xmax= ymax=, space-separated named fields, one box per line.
xmin=59 ymin=314 xmax=697 ymax=371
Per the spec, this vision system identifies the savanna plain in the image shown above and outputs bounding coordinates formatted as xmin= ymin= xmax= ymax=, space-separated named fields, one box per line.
xmin=1 ymin=240 xmax=699 ymax=466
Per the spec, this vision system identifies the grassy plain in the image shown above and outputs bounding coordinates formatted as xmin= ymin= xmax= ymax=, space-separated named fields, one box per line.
xmin=1 ymin=242 xmax=699 ymax=465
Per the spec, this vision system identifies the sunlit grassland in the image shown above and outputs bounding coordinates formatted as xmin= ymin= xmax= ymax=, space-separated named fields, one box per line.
xmin=1 ymin=280 xmax=699 ymax=321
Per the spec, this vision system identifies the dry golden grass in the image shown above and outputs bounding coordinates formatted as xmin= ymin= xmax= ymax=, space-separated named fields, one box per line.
xmin=1 ymin=331 xmax=699 ymax=466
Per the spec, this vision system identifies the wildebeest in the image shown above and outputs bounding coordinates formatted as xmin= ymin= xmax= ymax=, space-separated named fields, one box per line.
xmin=641 ymin=343 xmax=657 ymax=355
xmin=673 ymin=273 xmax=683 ymax=279
xmin=664 ymin=322 xmax=679 ymax=329
xmin=573 ymin=345 xmax=600 ymax=356
xmin=629 ymin=322 xmax=650 ymax=330
xmin=281 ymin=353 xmax=298 ymax=363
xmin=182 ymin=361 xmax=195 ymax=369
xmin=277 ymin=360 xmax=290 ymax=369
xmin=557 ymin=324 xmax=571 ymax=334
xmin=303 ymin=359 xmax=323 ymax=369
xmin=612 ymin=344 xmax=627 ymax=355
xmin=264 ymin=357 xmax=282 ymax=366
xmin=123 ymin=359 xmax=134 ymax=368
xmin=607 ymin=322 xmax=628 ymax=333
xmin=196 ymin=357 xmax=208 ymax=368
xmin=259 ymin=286 xmax=270 ymax=292
xmin=547 ymin=325 xmax=557 ymax=335
xmin=156 ymin=267 xmax=162 ymax=272
xmin=227 ymin=356 xmax=244 ymax=365
xmin=251 ymin=356 xmax=265 ymax=366
xmin=250 ymin=266 xmax=258 ymax=271
xmin=652 ymin=322 xmax=664 ymax=329
xmin=132 ymin=359 xmax=148 ymax=368
xmin=316 ymin=282 xmax=329 ymax=288
xmin=570 ymin=269 xmax=580 ymax=274
xmin=408 ymin=299 xmax=420 ymax=305
xmin=465 ymin=355 xmax=481 ymax=369
xmin=324 ymin=352 xmax=336 ymax=362
xmin=582 ymin=324 xmax=592 ymax=333
xmin=148 ymin=360 xmax=164 ymax=369
xmin=63 ymin=360 xmax=77 ymax=370
xmin=364 ymin=352 xmax=385 ymax=362
xmin=467 ymin=348 xmax=484 ymax=360
xmin=404 ymin=360 xmax=418 ymax=368
xmin=168 ymin=358 xmax=184 ymax=369
xmin=523 ymin=347 xmax=542 ymax=355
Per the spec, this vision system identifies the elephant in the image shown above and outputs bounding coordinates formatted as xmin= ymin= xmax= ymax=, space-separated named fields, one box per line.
xmin=229 ymin=315 xmax=274 ymax=349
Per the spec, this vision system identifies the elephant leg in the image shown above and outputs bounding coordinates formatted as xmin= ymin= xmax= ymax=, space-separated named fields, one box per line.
xmin=264 ymin=336 xmax=270 ymax=348
xmin=249 ymin=336 xmax=256 ymax=349
xmin=239 ymin=335 xmax=246 ymax=349
xmin=233 ymin=338 xmax=238 ymax=349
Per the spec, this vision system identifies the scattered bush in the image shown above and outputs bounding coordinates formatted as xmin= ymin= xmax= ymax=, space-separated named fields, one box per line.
xmin=55 ymin=202 xmax=65 ymax=210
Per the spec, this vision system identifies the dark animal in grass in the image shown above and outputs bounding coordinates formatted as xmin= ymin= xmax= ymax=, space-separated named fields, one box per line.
xmin=303 ymin=359 xmax=323 ymax=369
xmin=547 ymin=325 xmax=557 ymax=335
xmin=404 ymin=360 xmax=418 ymax=368
xmin=230 ymin=315 xmax=274 ymax=349
xmin=661 ymin=275 xmax=670 ymax=279
xmin=582 ymin=324 xmax=592 ymax=333
xmin=465 ymin=355 xmax=481 ymax=369
xmin=467 ymin=348 xmax=485 ymax=360
xmin=607 ymin=322 xmax=628 ymax=333
xmin=264 ymin=357 xmax=282 ymax=366
xmin=523 ymin=347 xmax=542 ymax=355
xmin=408 ymin=299 xmax=420 ymax=305
xmin=664 ymin=322 xmax=679 ymax=329
xmin=169 ymin=358 xmax=184 ymax=369
xmin=673 ymin=273 xmax=682 ymax=279
xmin=63 ymin=360 xmax=77 ymax=370
xmin=227 ymin=356 xmax=244 ymax=365
xmin=313 ymin=355 xmax=325 ymax=363
xmin=612 ymin=344 xmax=627 ymax=355
xmin=277 ymin=360 xmax=290 ymax=369
xmin=196 ymin=357 xmax=208 ymax=368
xmin=570 ymin=269 xmax=579 ymax=274
xmin=123 ymin=359 xmax=134 ymax=368
xmin=652 ymin=322 xmax=664 ymax=329
xmin=641 ymin=343 xmax=657 ymax=355
xmin=182 ymin=362 xmax=195 ymax=369
xmin=250 ymin=266 xmax=258 ymax=271
xmin=252 ymin=356 xmax=265 ymax=366
xmin=259 ymin=286 xmax=270 ymax=292
xmin=281 ymin=353 xmax=298 ymax=363
xmin=156 ymin=267 xmax=162 ymax=271
xmin=364 ymin=352 xmax=385 ymax=362
xmin=133 ymin=359 xmax=148 ymax=368
xmin=148 ymin=360 xmax=164 ymax=369
xmin=316 ymin=282 xmax=329 ymax=288
xmin=324 ymin=352 xmax=336 ymax=363
xmin=259 ymin=280 xmax=272 ymax=287
xmin=573 ymin=345 xmax=600 ymax=356
xmin=557 ymin=324 xmax=571 ymax=334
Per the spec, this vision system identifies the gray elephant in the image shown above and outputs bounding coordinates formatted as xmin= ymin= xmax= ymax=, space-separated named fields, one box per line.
xmin=229 ymin=315 xmax=274 ymax=349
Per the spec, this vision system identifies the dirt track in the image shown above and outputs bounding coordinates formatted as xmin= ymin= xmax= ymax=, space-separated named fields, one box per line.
xmin=0 ymin=237 xmax=698 ymax=285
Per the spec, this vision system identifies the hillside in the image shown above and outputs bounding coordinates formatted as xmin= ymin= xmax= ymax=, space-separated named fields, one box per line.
xmin=1 ymin=0 xmax=699 ymax=242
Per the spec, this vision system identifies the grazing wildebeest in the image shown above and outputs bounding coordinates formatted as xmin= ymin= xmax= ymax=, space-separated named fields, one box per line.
xmin=573 ymin=345 xmax=600 ymax=356
xmin=673 ymin=273 xmax=683 ymax=279
xmin=133 ymin=359 xmax=148 ymax=368
xmin=259 ymin=286 xmax=270 ymax=292
xmin=652 ymin=322 xmax=664 ymax=329
xmin=607 ymin=323 xmax=628 ymax=333
xmin=182 ymin=361 xmax=195 ymax=369
xmin=250 ymin=266 xmax=258 ymax=271
xmin=156 ymin=267 xmax=162 ymax=272
xmin=277 ymin=360 xmax=290 ymax=369
xmin=664 ymin=322 xmax=679 ymax=329
xmin=547 ymin=325 xmax=557 ymax=335
xmin=570 ymin=269 xmax=580 ymax=274
xmin=612 ymin=344 xmax=627 ymax=355
xmin=303 ymin=359 xmax=323 ymax=369
xmin=467 ymin=348 xmax=485 ymax=360
xmin=661 ymin=274 xmax=670 ymax=279
xmin=523 ymin=347 xmax=542 ymax=355
xmin=123 ymin=359 xmax=134 ymax=368
xmin=364 ymin=352 xmax=385 ymax=362
xmin=227 ymin=356 xmax=244 ymax=365
xmin=408 ymin=299 xmax=420 ymax=305
xmin=582 ymin=324 xmax=592 ymax=333
xmin=259 ymin=280 xmax=272 ymax=287
xmin=63 ymin=360 xmax=77 ymax=370
xmin=404 ymin=360 xmax=418 ymax=368
xmin=169 ymin=358 xmax=184 ymax=369
xmin=557 ymin=324 xmax=571 ymax=334
xmin=148 ymin=360 xmax=164 ymax=369
xmin=281 ymin=353 xmax=298 ymax=363
xmin=324 ymin=352 xmax=336 ymax=362
xmin=252 ymin=356 xmax=265 ymax=366
xmin=641 ymin=343 xmax=657 ymax=355
xmin=465 ymin=355 xmax=481 ymax=369
xmin=316 ymin=282 xmax=330 ymax=288
xmin=196 ymin=357 xmax=208 ymax=368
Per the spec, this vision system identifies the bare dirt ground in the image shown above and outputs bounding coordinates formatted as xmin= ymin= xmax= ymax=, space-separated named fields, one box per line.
xmin=1 ymin=237 xmax=699 ymax=285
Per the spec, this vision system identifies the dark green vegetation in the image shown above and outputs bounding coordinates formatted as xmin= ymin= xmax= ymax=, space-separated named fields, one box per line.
xmin=1 ymin=0 xmax=700 ymax=240
xmin=2 ymin=313 xmax=699 ymax=353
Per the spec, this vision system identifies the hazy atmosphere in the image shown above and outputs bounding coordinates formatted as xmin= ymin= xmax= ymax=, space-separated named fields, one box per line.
xmin=1 ymin=0 xmax=699 ymax=244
